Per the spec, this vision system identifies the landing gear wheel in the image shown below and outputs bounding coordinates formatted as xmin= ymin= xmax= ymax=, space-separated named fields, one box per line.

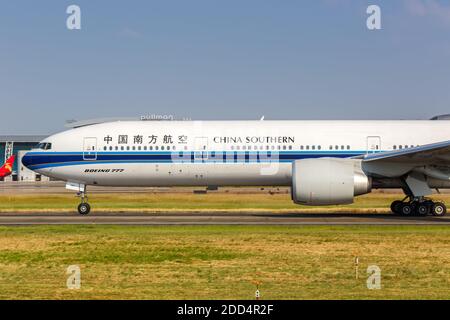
xmin=416 ymin=203 xmax=429 ymax=216
xmin=390 ymin=200 xmax=403 ymax=214
xmin=78 ymin=203 xmax=91 ymax=215
xmin=400 ymin=203 xmax=413 ymax=216
xmin=432 ymin=202 xmax=446 ymax=217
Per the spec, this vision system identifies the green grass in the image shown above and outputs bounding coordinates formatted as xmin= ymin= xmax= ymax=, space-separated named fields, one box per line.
xmin=2 ymin=192 xmax=447 ymax=213
xmin=1 ymin=225 xmax=450 ymax=299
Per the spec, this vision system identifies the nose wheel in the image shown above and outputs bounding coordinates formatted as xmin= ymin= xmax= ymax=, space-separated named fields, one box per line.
xmin=78 ymin=203 xmax=91 ymax=215
xmin=76 ymin=191 xmax=91 ymax=215
xmin=391 ymin=198 xmax=446 ymax=217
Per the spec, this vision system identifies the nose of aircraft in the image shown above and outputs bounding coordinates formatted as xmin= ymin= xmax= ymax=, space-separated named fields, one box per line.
xmin=22 ymin=152 xmax=35 ymax=169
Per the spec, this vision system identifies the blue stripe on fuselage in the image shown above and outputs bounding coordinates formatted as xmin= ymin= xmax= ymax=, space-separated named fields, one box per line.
xmin=23 ymin=151 xmax=367 ymax=170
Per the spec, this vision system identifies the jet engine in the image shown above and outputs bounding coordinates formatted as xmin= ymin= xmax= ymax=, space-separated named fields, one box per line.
xmin=292 ymin=158 xmax=372 ymax=206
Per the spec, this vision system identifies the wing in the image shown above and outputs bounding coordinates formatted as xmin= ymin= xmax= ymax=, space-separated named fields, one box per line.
xmin=359 ymin=140 xmax=450 ymax=180
xmin=363 ymin=140 xmax=450 ymax=165
xmin=361 ymin=140 xmax=450 ymax=196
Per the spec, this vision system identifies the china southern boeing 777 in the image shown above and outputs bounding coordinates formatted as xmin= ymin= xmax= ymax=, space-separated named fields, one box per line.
xmin=22 ymin=117 xmax=450 ymax=216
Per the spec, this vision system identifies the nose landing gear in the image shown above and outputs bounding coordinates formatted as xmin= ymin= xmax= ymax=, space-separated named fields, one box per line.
xmin=77 ymin=191 xmax=91 ymax=215
xmin=390 ymin=197 xmax=446 ymax=217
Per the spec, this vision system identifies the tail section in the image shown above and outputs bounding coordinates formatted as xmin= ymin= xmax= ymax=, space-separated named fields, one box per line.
xmin=0 ymin=155 xmax=16 ymax=178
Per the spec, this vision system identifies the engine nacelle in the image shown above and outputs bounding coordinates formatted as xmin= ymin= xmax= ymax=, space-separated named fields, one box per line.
xmin=292 ymin=158 xmax=372 ymax=206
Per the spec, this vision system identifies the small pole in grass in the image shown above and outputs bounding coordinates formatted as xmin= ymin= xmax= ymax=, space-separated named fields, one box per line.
xmin=355 ymin=256 xmax=359 ymax=279
xmin=252 ymin=280 xmax=261 ymax=300
xmin=255 ymin=283 xmax=260 ymax=300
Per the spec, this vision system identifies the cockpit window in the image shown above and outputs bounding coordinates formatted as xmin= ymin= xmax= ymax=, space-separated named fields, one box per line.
xmin=36 ymin=142 xmax=52 ymax=150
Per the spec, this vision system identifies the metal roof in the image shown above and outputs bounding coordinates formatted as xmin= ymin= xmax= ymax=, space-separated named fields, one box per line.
xmin=0 ymin=135 xmax=48 ymax=143
xmin=65 ymin=117 xmax=140 ymax=128
xmin=430 ymin=114 xmax=450 ymax=120
xmin=65 ymin=116 xmax=179 ymax=128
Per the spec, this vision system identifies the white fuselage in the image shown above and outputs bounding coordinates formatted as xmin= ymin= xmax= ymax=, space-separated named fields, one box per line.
xmin=22 ymin=120 xmax=450 ymax=187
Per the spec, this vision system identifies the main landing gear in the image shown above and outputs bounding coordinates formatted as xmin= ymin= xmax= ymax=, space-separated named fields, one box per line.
xmin=77 ymin=191 xmax=91 ymax=215
xmin=390 ymin=197 xmax=447 ymax=217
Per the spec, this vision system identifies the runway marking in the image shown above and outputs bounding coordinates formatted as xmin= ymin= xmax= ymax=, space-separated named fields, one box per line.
xmin=0 ymin=213 xmax=449 ymax=225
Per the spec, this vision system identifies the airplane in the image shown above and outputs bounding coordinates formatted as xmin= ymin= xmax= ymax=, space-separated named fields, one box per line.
xmin=21 ymin=117 xmax=450 ymax=216
xmin=0 ymin=155 xmax=15 ymax=179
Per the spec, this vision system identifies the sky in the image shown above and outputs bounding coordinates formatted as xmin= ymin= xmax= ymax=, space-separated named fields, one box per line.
xmin=1 ymin=0 xmax=450 ymax=134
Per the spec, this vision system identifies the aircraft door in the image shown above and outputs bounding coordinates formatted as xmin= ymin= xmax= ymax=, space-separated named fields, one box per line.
xmin=194 ymin=137 xmax=208 ymax=161
xmin=366 ymin=136 xmax=381 ymax=154
xmin=191 ymin=137 xmax=209 ymax=184
xmin=83 ymin=137 xmax=97 ymax=160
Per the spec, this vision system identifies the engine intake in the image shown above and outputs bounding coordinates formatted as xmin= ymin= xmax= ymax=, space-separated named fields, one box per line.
xmin=292 ymin=158 xmax=371 ymax=206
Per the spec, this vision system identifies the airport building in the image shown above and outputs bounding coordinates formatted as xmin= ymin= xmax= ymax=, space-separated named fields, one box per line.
xmin=0 ymin=135 xmax=49 ymax=182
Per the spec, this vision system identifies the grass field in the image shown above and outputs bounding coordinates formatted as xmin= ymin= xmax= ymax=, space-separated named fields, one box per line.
xmin=1 ymin=225 xmax=450 ymax=299
xmin=1 ymin=192 xmax=450 ymax=213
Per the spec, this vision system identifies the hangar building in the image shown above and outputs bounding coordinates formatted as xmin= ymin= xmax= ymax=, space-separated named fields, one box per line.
xmin=0 ymin=135 xmax=49 ymax=182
